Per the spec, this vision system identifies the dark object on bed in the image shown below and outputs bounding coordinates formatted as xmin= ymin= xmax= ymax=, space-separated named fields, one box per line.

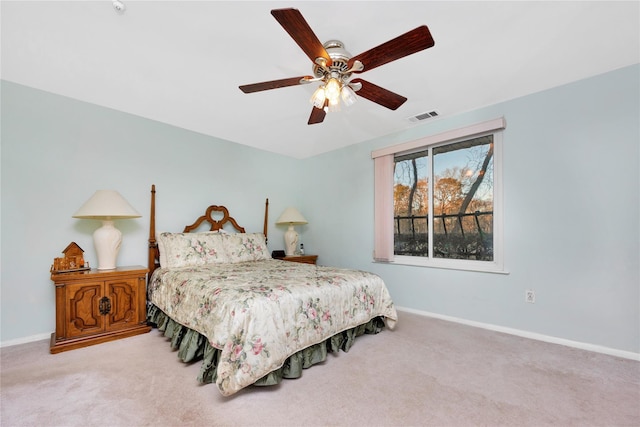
xmin=146 ymin=185 xmax=397 ymax=396
xmin=271 ymin=250 xmax=286 ymax=259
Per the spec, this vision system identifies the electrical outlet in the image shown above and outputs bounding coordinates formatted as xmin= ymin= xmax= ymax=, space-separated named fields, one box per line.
xmin=525 ymin=289 xmax=536 ymax=304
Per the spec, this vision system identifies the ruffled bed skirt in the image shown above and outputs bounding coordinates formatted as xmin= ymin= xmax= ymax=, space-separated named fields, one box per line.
xmin=147 ymin=304 xmax=386 ymax=387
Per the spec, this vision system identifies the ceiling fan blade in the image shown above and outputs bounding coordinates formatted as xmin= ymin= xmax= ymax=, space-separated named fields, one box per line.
xmin=348 ymin=26 xmax=435 ymax=73
xmin=271 ymin=8 xmax=332 ymax=66
xmin=239 ymin=76 xmax=313 ymax=93
xmin=308 ymin=102 xmax=327 ymax=125
xmin=351 ymin=78 xmax=407 ymax=110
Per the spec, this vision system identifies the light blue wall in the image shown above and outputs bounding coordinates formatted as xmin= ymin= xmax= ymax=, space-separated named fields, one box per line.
xmin=0 ymin=81 xmax=300 ymax=342
xmin=2 ymin=64 xmax=639 ymax=354
xmin=300 ymin=64 xmax=639 ymax=354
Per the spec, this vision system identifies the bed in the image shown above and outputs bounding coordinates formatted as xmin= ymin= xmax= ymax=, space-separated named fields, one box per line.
xmin=146 ymin=185 xmax=398 ymax=396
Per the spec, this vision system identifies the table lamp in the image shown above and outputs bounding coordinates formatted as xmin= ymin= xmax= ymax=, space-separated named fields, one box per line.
xmin=73 ymin=190 xmax=141 ymax=270
xmin=276 ymin=207 xmax=308 ymax=256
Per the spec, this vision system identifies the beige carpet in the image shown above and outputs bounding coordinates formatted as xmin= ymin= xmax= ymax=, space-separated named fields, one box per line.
xmin=1 ymin=311 xmax=639 ymax=427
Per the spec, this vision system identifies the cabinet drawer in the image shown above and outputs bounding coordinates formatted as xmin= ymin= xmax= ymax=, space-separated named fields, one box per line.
xmin=105 ymin=277 xmax=138 ymax=330
xmin=65 ymin=281 xmax=105 ymax=339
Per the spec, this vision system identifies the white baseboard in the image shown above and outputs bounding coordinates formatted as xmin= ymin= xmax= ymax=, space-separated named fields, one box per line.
xmin=396 ymin=306 xmax=640 ymax=362
xmin=3 ymin=312 xmax=640 ymax=362
xmin=0 ymin=332 xmax=50 ymax=349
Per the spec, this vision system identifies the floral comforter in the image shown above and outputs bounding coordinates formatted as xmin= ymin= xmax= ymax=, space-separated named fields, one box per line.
xmin=148 ymin=259 xmax=397 ymax=396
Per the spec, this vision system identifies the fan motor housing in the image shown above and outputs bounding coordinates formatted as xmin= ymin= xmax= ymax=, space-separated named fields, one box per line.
xmin=313 ymin=40 xmax=352 ymax=79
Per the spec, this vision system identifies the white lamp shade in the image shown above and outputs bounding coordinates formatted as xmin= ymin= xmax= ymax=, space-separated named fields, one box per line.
xmin=276 ymin=207 xmax=307 ymax=225
xmin=73 ymin=190 xmax=141 ymax=220
xmin=73 ymin=190 xmax=140 ymax=270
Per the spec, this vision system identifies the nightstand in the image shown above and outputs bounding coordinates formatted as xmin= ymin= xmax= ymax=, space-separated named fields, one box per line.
xmin=50 ymin=265 xmax=151 ymax=354
xmin=282 ymin=255 xmax=318 ymax=265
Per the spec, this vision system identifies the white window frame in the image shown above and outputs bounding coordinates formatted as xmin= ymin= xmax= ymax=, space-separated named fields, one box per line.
xmin=372 ymin=117 xmax=506 ymax=274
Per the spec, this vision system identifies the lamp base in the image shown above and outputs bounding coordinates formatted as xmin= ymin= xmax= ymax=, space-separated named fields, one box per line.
xmin=284 ymin=225 xmax=299 ymax=256
xmin=94 ymin=220 xmax=122 ymax=270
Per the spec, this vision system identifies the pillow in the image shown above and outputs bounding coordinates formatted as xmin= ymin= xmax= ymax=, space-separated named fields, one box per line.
xmin=157 ymin=235 xmax=167 ymax=268
xmin=223 ymin=233 xmax=271 ymax=263
xmin=157 ymin=232 xmax=228 ymax=268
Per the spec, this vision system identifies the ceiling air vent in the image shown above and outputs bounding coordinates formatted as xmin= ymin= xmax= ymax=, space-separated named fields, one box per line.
xmin=408 ymin=110 xmax=440 ymax=123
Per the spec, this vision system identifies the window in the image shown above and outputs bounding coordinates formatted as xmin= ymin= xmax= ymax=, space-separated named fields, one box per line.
xmin=373 ymin=118 xmax=506 ymax=273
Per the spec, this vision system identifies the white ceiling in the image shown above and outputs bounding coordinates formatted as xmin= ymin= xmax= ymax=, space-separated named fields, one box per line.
xmin=2 ymin=1 xmax=638 ymax=158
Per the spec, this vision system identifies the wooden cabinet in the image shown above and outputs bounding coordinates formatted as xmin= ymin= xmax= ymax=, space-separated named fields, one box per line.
xmin=50 ymin=265 xmax=151 ymax=354
xmin=282 ymin=255 xmax=318 ymax=265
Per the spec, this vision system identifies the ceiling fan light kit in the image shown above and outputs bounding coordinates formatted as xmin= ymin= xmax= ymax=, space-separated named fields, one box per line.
xmin=239 ymin=8 xmax=435 ymax=125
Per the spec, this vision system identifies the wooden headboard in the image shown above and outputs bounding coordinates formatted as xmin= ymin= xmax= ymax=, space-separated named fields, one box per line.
xmin=147 ymin=184 xmax=269 ymax=278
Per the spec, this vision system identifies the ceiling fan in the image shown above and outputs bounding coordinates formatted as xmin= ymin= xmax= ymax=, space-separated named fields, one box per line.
xmin=239 ymin=8 xmax=435 ymax=125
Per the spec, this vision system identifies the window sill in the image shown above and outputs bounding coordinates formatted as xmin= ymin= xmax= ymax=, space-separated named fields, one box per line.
xmin=374 ymin=256 xmax=510 ymax=274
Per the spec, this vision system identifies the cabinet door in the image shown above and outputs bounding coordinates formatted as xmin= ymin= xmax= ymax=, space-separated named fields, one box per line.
xmin=65 ymin=281 xmax=105 ymax=338
xmin=105 ymin=277 xmax=138 ymax=331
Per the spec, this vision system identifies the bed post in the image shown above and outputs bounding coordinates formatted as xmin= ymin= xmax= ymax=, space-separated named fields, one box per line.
xmin=264 ymin=198 xmax=269 ymax=242
xmin=148 ymin=184 xmax=157 ymax=278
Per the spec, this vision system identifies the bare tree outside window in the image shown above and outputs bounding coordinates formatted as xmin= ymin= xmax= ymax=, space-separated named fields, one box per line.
xmin=394 ymin=135 xmax=494 ymax=261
